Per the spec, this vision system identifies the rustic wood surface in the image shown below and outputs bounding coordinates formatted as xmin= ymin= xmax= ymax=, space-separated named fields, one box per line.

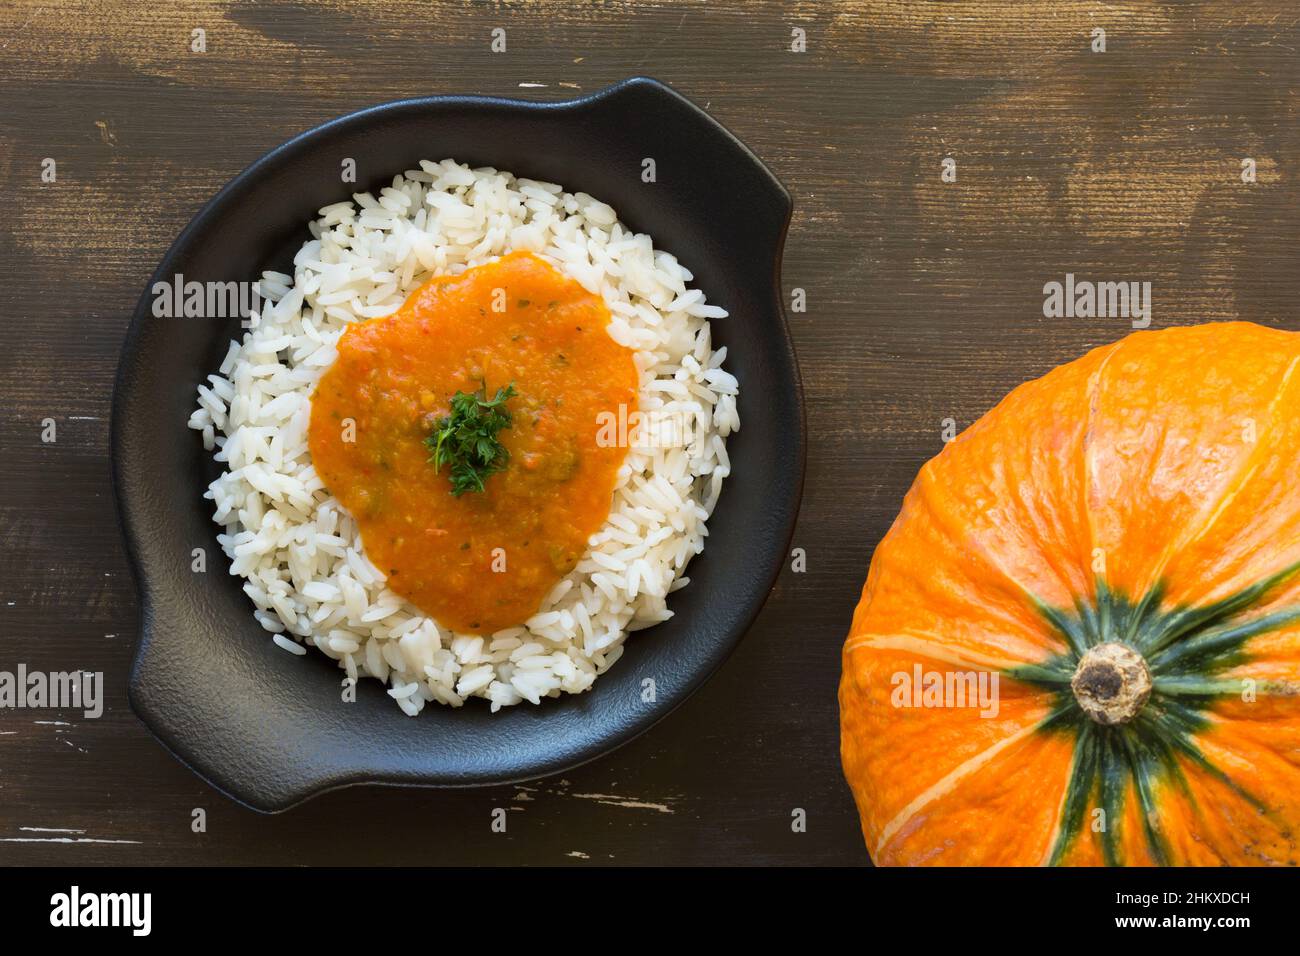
xmin=0 ymin=0 xmax=1295 ymax=865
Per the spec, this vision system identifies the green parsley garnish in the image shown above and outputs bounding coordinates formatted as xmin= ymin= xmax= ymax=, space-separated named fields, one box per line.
xmin=425 ymin=382 xmax=516 ymax=496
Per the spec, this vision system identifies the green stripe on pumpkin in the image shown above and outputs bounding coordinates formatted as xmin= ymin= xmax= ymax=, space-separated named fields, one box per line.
xmin=1011 ymin=563 xmax=1300 ymax=866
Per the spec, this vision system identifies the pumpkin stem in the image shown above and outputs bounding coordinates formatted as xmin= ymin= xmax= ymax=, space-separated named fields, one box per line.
xmin=1071 ymin=643 xmax=1152 ymax=725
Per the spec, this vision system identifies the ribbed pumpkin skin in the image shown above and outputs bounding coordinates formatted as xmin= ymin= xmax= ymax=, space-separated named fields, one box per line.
xmin=841 ymin=323 xmax=1300 ymax=866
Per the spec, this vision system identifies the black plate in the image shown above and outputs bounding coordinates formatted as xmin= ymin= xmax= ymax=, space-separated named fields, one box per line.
xmin=112 ymin=76 xmax=804 ymax=812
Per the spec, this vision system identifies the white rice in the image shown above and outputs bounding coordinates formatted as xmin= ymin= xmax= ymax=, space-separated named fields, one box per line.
xmin=188 ymin=158 xmax=739 ymax=713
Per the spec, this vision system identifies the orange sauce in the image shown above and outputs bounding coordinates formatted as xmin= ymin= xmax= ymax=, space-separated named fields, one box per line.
xmin=308 ymin=251 xmax=638 ymax=634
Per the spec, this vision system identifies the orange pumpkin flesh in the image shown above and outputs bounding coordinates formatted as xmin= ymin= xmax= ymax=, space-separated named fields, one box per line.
xmin=840 ymin=322 xmax=1300 ymax=866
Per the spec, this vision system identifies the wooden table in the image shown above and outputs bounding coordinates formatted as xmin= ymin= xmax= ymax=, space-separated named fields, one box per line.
xmin=1 ymin=0 xmax=1295 ymax=865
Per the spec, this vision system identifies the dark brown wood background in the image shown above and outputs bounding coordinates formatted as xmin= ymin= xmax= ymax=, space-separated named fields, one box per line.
xmin=0 ymin=0 xmax=1295 ymax=865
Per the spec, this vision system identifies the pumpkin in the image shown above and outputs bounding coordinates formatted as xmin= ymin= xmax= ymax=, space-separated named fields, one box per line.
xmin=840 ymin=322 xmax=1300 ymax=866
